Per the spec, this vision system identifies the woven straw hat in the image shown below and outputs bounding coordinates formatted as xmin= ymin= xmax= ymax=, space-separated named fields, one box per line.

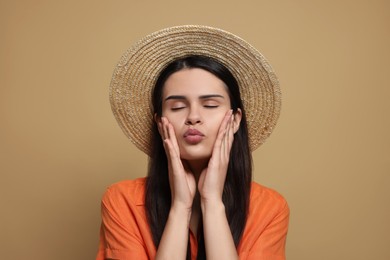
xmin=110 ymin=25 xmax=281 ymax=155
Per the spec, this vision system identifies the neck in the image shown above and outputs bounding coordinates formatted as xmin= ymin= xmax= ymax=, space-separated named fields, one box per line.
xmin=185 ymin=158 xmax=208 ymax=180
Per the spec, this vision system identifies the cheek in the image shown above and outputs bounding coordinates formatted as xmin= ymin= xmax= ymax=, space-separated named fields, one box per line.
xmin=162 ymin=106 xmax=180 ymax=122
xmin=207 ymin=114 xmax=226 ymax=135
xmin=164 ymin=114 xmax=185 ymax=132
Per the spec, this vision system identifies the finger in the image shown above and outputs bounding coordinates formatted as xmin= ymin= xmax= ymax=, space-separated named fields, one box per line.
xmin=228 ymin=114 xmax=234 ymax=151
xmin=162 ymin=118 xmax=181 ymax=161
xmin=164 ymin=138 xmax=177 ymax=160
xmin=223 ymin=114 xmax=230 ymax=156
xmin=159 ymin=119 xmax=172 ymax=158
xmin=164 ymin=138 xmax=183 ymax=180
xmin=157 ymin=119 xmax=163 ymax=139
xmin=162 ymin=117 xmax=170 ymax=140
xmin=163 ymin=122 xmax=186 ymax=179
xmin=219 ymin=110 xmax=233 ymax=141
xmin=221 ymin=113 xmax=230 ymax=160
xmin=213 ymin=110 xmax=233 ymax=160
xmin=162 ymin=122 xmax=178 ymax=162
xmin=157 ymin=119 xmax=170 ymax=155
xmin=161 ymin=118 xmax=177 ymax=171
xmin=222 ymin=111 xmax=236 ymax=162
xmin=223 ymin=109 xmax=233 ymax=145
xmin=167 ymin=120 xmax=180 ymax=154
xmin=224 ymin=114 xmax=234 ymax=158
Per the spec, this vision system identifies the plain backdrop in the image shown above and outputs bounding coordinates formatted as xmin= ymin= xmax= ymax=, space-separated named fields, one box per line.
xmin=1 ymin=0 xmax=389 ymax=259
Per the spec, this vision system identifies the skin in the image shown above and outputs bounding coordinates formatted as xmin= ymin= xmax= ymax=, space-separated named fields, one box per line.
xmin=155 ymin=68 xmax=242 ymax=260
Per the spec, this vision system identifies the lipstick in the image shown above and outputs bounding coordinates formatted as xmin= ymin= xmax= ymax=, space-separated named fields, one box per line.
xmin=183 ymin=129 xmax=204 ymax=144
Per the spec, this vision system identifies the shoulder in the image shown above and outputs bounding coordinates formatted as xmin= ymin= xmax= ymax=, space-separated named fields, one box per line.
xmin=249 ymin=182 xmax=289 ymax=217
xmin=102 ymin=177 xmax=146 ymax=206
xmin=250 ymin=182 xmax=287 ymax=204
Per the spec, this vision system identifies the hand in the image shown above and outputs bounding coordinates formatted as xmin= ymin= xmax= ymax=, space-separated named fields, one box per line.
xmin=198 ymin=110 xmax=234 ymax=204
xmin=158 ymin=117 xmax=196 ymax=211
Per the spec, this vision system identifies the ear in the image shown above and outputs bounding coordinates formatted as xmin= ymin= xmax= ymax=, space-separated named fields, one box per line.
xmin=233 ymin=108 xmax=242 ymax=134
xmin=154 ymin=113 xmax=161 ymax=124
xmin=154 ymin=113 xmax=163 ymax=137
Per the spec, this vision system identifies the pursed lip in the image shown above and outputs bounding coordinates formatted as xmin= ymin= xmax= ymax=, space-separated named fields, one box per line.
xmin=183 ymin=129 xmax=205 ymax=144
xmin=183 ymin=128 xmax=204 ymax=137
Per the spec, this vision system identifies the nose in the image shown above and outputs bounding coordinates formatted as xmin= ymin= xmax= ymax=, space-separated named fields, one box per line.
xmin=185 ymin=106 xmax=202 ymax=126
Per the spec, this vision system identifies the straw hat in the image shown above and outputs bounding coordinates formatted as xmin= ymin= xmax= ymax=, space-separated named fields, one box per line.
xmin=110 ymin=25 xmax=281 ymax=155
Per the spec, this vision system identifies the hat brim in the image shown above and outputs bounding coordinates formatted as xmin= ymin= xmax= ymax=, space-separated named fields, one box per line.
xmin=110 ymin=25 xmax=281 ymax=155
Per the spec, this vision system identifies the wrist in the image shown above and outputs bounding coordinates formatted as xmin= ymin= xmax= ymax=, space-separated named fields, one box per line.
xmin=169 ymin=205 xmax=192 ymax=225
xmin=200 ymin=198 xmax=225 ymax=213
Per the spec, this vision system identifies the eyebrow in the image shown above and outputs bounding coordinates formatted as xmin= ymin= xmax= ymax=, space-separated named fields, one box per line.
xmin=164 ymin=94 xmax=225 ymax=101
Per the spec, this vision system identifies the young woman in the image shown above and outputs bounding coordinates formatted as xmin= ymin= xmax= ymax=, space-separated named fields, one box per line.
xmin=97 ymin=26 xmax=289 ymax=260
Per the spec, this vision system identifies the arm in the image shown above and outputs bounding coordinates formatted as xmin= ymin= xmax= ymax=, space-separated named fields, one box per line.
xmin=199 ymin=110 xmax=239 ymax=260
xmin=155 ymin=117 xmax=196 ymax=260
xmin=201 ymin=200 xmax=238 ymax=260
xmin=155 ymin=207 xmax=191 ymax=260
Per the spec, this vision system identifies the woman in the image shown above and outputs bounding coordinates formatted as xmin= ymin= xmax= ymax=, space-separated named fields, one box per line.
xmin=97 ymin=25 xmax=289 ymax=260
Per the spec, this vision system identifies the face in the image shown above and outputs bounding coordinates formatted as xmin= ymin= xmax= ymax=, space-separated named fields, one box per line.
xmin=160 ymin=68 xmax=240 ymax=161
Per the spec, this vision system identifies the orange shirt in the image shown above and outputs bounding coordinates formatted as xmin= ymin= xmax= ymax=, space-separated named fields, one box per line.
xmin=96 ymin=178 xmax=289 ymax=260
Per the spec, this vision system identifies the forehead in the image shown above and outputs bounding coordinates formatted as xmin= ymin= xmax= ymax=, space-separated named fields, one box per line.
xmin=162 ymin=68 xmax=229 ymax=97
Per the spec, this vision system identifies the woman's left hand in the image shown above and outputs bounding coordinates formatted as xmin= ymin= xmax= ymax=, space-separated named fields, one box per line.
xmin=198 ymin=109 xmax=234 ymax=203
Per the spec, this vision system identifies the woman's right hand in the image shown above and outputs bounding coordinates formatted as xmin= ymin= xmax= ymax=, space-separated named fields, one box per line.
xmin=155 ymin=117 xmax=196 ymax=259
xmin=158 ymin=117 xmax=196 ymax=212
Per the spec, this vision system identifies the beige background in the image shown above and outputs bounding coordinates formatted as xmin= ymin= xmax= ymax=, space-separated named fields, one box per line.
xmin=1 ymin=0 xmax=389 ymax=259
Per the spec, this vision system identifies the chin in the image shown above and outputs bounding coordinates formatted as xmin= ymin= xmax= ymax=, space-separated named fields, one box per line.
xmin=181 ymin=155 xmax=211 ymax=162
xmin=179 ymin=148 xmax=212 ymax=161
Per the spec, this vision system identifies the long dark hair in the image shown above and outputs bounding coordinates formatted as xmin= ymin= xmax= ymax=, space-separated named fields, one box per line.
xmin=145 ymin=55 xmax=252 ymax=259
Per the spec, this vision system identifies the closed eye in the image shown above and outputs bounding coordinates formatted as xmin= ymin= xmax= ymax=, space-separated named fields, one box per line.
xmin=203 ymin=100 xmax=219 ymax=108
xmin=204 ymin=105 xmax=219 ymax=108
xmin=171 ymin=106 xmax=185 ymax=111
xmin=168 ymin=100 xmax=187 ymax=111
